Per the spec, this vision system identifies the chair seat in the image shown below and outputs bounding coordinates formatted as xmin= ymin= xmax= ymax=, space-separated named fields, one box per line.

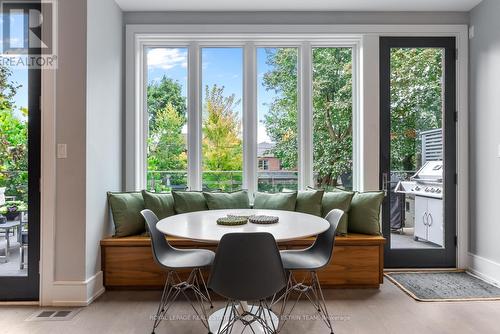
xmin=157 ymin=248 xmax=215 ymax=270
xmin=280 ymin=249 xmax=329 ymax=271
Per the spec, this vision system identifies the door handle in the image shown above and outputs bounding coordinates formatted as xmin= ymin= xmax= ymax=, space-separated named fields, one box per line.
xmin=423 ymin=212 xmax=428 ymax=226
xmin=428 ymin=213 xmax=433 ymax=226
xmin=382 ymin=173 xmax=389 ymax=196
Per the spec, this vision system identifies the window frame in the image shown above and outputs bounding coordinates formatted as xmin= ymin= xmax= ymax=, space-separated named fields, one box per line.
xmin=130 ymin=34 xmax=362 ymax=194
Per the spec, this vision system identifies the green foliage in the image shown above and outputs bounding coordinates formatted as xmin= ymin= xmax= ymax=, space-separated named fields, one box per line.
xmin=146 ymin=76 xmax=188 ymax=192
xmin=262 ymin=48 xmax=353 ymax=189
xmin=147 ymin=103 xmax=188 ymax=192
xmin=262 ymin=48 xmax=299 ymax=170
xmin=202 ymin=85 xmax=243 ymax=191
xmin=147 ymin=75 xmax=186 ymax=129
xmin=0 ymin=65 xmax=28 ymax=202
xmin=390 ymin=48 xmax=443 ymax=171
xmin=144 ymin=47 xmax=443 ymax=193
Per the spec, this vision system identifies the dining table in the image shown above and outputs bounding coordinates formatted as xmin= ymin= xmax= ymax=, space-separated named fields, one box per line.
xmin=156 ymin=208 xmax=330 ymax=334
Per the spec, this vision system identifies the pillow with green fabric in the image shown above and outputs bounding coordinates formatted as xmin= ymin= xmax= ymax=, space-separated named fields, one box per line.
xmin=141 ymin=190 xmax=175 ymax=219
xmin=172 ymin=191 xmax=208 ymax=214
xmin=253 ymin=192 xmax=297 ymax=211
xmin=107 ymin=191 xmax=145 ymax=237
xmin=295 ymin=190 xmax=324 ymax=216
xmin=203 ymin=190 xmax=250 ymax=210
xmin=321 ymin=190 xmax=355 ymax=235
xmin=348 ymin=191 xmax=385 ymax=235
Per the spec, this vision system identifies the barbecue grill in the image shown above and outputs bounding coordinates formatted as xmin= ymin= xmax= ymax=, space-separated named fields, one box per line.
xmin=395 ymin=161 xmax=444 ymax=246
xmin=395 ymin=161 xmax=443 ymax=199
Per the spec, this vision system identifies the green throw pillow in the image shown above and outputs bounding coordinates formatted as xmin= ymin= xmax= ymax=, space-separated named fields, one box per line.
xmin=348 ymin=191 xmax=385 ymax=235
xmin=107 ymin=192 xmax=145 ymax=237
xmin=203 ymin=191 xmax=250 ymax=210
xmin=295 ymin=190 xmax=324 ymax=216
xmin=322 ymin=190 xmax=355 ymax=235
xmin=141 ymin=190 xmax=175 ymax=219
xmin=253 ymin=192 xmax=297 ymax=211
xmin=172 ymin=191 xmax=208 ymax=214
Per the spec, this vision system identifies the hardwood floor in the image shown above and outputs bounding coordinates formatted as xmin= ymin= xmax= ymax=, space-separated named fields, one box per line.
xmin=1 ymin=281 xmax=499 ymax=334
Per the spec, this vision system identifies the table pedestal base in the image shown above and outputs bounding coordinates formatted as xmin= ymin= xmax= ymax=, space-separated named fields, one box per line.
xmin=208 ymin=302 xmax=279 ymax=334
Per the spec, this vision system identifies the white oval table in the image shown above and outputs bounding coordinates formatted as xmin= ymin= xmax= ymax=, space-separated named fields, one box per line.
xmin=156 ymin=209 xmax=329 ymax=334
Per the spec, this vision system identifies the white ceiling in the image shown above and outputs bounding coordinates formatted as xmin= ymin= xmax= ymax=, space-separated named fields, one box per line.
xmin=115 ymin=0 xmax=482 ymax=12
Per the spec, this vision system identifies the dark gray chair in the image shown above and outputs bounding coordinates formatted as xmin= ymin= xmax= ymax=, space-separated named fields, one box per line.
xmin=208 ymin=232 xmax=287 ymax=334
xmin=141 ymin=209 xmax=215 ymax=334
xmin=276 ymin=209 xmax=343 ymax=334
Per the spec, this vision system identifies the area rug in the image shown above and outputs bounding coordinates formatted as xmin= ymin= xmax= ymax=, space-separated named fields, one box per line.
xmin=385 ymin=270 xmax=500 ymax=302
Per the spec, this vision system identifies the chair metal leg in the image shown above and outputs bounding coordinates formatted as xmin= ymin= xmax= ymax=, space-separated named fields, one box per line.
xmin=311 ymin=271 xmax=334 ymax=334
xmin=216 ymin=299 xmax=278 ymax=334
xmin=275 ymin=271 xmax=334 ymax=334
xmin=151 ymin=268 xmax=214 ymax=334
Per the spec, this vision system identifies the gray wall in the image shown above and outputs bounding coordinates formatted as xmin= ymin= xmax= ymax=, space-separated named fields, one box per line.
xmin=54 ymin=0 xmax=123 ymax=282
xmin=55 ymin=0 xmax=87 ymax=281
xmin=469 ymin=0 xmax=500 ymax=264
xmin=123 ymin=11 xmax=469 ymax=25
xmin=85 ymin=0 xmax=123 ymax=279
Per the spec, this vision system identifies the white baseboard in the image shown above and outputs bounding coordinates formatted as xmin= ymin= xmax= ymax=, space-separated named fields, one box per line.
xmin=467 ymin=253 xmax=500 ymax=287
xmin=47 ymin=271 xmax=105 ymax=306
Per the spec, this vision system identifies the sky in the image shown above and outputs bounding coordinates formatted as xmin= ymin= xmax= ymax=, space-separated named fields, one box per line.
xmin=1 ymin=12 xmax=30 ymax=114
xmin=147 ymin=47 xmax=296 ymax=144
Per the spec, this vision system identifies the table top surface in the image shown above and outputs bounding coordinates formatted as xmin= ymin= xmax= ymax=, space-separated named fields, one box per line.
xmin=0 ymin=220 xmax=21 ymax=228
xmin=156 ymin=209 xmax=329 ymax=243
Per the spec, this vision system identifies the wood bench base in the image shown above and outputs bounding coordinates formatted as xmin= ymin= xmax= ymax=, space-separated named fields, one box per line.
xmin=100 ymin=234 xmax=385 ymax=289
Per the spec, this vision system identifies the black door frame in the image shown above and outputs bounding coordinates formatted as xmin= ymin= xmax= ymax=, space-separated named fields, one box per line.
xmin=379 ymin=37 xmax=457 ymax=268
xmin=0 ymin=10 xmax=41 ymax=301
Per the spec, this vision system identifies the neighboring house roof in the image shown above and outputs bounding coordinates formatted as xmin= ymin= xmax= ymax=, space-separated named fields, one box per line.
xmin=257 ymin=142 xmax=275 ymax=158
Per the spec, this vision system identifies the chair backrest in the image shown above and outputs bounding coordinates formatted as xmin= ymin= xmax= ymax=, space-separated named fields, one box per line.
xmin=141 ymin=209 xmax=175 ymax=268
xmin=309 ymin=209 xmax=343 ymax=269
xmin=208 ymin=232 xmax=287 ymax=301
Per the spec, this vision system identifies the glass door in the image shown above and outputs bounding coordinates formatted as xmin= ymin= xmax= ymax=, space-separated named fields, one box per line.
xmin=0 ymin=3 xmax=41 ymax=300
xmin=379 ymin=37 xmax=456 ymax=268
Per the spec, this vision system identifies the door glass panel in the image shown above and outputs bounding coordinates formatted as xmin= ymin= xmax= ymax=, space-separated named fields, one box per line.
xmin=146 ymin=48 xmax=189 ymax=192
xmin=0 ymin=59 xmax=29 ymax=277
xmin=257 ymin=47 xmax=298 ymax=192
xmin=201 ymin=48 xmax=243 ymax=192
xmin=389 ymin=48 xmax=445 ymax=249
xmin=312 ymin=47 xmax=353 ymax=191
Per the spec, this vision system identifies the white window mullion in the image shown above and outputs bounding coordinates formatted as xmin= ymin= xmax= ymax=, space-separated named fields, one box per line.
xmin=243 ymin=43 xmax=257 ymax=197
xmin=188 ymin=42 xmax=202 ymax=191
xmin=138 ymin=44 xmax=148 ymax=190
xmin=299 ymin=43 xmax=313 ymax=190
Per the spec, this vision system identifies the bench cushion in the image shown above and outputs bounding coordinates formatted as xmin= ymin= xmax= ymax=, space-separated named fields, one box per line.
xmin=107 ymin=192 xmax=145 ymax=237
xmin=203 ymin=190 xmax=250 ymax=210
xmin=253 ymin=191 xmax=297 ymax=211
xmin=142 ymin=190 xmax=175 ymax=219
xmin=295 ymin=190 xmax=324 ymax=217
xmin=321 ymin=190 xmax=355 ymax=235
xmin=349 ymin=191 xmax=385 ymax=235
xmin=172 ymin=191 xmax=208 ymax=214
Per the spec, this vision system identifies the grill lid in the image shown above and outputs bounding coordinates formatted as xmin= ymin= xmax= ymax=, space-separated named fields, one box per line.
xmin=411 ymin=161 xmax=443 ymax=183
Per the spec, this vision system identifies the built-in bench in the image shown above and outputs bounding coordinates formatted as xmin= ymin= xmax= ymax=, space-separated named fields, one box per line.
xmin=101 ymin=234 xmax=385 ymax=289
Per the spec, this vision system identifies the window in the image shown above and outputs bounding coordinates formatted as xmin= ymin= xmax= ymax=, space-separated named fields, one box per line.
xmin=257 ymin=47 xmax=299 ymax=192
xmin=201 ymin=48 xmax=243 ymax=192
xmin=146 ymin=48 xmax=188 ymax=192
xmin=135 ymin=39 xmax=358 ymax=194
xmin=312 ymin=47 xmax=354 ymax=190
xmin=258 ymin=159 xmax=269 ymax=171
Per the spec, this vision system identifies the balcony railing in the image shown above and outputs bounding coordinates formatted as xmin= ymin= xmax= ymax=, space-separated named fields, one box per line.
xmin=147 ymin=170 xmax=299 ymax=193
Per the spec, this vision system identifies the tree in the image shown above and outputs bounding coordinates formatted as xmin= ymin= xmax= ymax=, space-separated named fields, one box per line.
xmin=0 ymin=65 xmax=28 ymax=202
xmin=262 ymin=48 xmax=353 ymax=189
xmin=147 ymin=75 xmax=186 ymax=129
xmin=202 ymin=85 xmax=243 ymax=191
xmin=147 ymin=103 xmax=187 ymax=191
xmin=390 ymin=48 xmax=443 ymax=172
xmin=146 ymin=77 xmax=187 ymax=191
